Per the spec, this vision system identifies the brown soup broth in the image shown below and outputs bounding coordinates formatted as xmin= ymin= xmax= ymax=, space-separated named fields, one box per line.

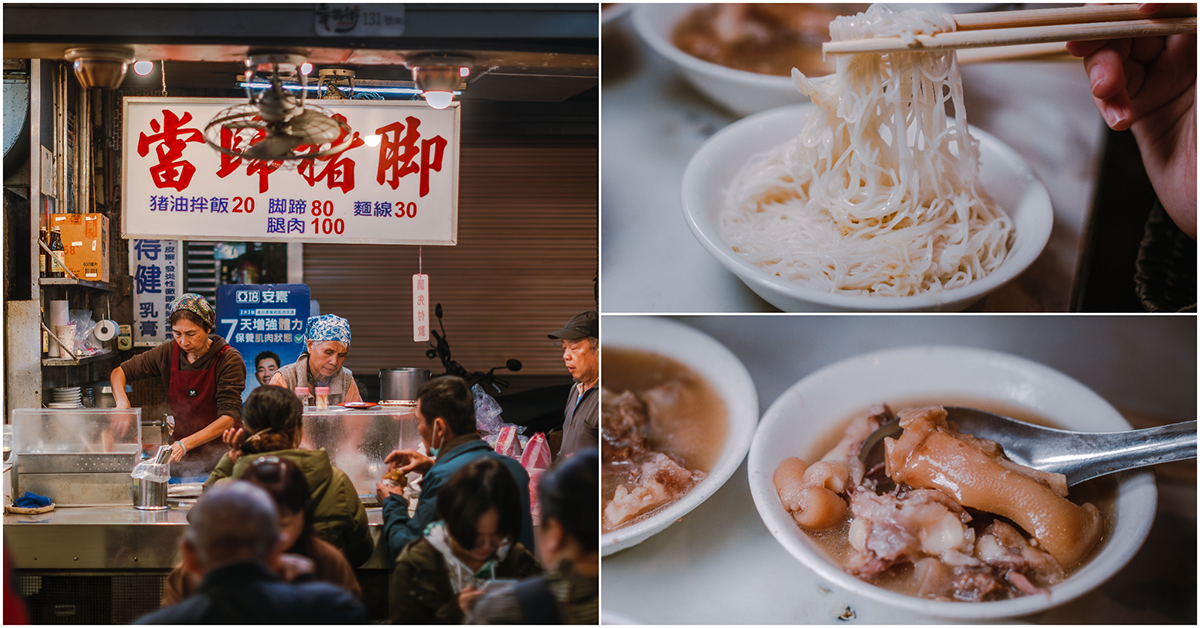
xmin=801 ymin=399 xmax=1118 ymax=597
xmin=671 ymin=4 xmax=867 ymax=77
xmin=601 ymin=347 xmax=730 ymax=507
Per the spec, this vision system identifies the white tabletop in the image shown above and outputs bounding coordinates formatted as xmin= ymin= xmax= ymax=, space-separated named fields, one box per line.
xmin=600 ymin=315 xmax=1196 ymax=624
xmin=600 ymin=10 xmax=1106 ymax=312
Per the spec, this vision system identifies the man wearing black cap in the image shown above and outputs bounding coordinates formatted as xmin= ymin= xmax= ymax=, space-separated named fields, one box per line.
xmin=548 ymin=310 xmax=599 ymax=457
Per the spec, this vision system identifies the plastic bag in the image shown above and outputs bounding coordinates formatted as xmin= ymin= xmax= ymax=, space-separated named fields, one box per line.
xmin=520 ymin=432 xmax=553 ymax=472
xmin=473 ymin=384 xmax=507 ymax=434
xmin=131 ymin=461 xmax=170 ymax=483
xmin=493 ymin=425 xmax=523 ymax=459
xmin=528 ymin=469 xmax=545 ymax=526
xmin=520 ymin=434 xmax=553 ymax=526
xmin=69 ymin=310 xmax=102 ymax=354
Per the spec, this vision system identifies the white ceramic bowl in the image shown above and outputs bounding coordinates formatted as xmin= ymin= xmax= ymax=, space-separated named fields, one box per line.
xmin=631 ymin=3 xmax=809 ymax=117
xmin=746 ymin=345 xmax=1157 ymax=621
xmin=602 ymin=3 xmax=634 ymax=26
xmin=682 ymin=104 xmax=1053 ymax=312
xmin=601 ymin=316 xmax=758 ymax=556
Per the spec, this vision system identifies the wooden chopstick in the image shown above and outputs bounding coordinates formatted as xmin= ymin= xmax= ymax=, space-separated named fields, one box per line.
xmin=954 ymin=3 xmax=1196 ymax=31
xmin=956 ymin=42 xmax=1076 ymax=65
xmin=824 ymin=5 xmax=1197 ymax=56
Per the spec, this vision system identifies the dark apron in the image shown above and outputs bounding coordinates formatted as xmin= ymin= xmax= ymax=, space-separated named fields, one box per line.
xmin=168 ymin=342 xmax=232 ymax=477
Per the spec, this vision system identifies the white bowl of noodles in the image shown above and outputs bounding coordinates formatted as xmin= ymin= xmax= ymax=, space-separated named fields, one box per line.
xmin=682 ymin=103 xmax=1053 ymax=312
xmin=746 ymin=345 xmax=1157 ymax=620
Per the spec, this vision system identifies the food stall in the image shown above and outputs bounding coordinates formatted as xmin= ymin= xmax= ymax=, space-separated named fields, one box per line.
xmin=3 ymin=3 xmax=597 ymax=622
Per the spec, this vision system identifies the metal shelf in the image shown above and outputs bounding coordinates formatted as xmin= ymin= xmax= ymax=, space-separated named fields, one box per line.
xmin=39 ymin=277 xmax=112 ymax=291
xmin=42 ymin=348 xmax=115 ymax=367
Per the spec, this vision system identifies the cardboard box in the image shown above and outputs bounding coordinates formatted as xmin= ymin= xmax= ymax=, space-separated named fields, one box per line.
xmin=49 ymin=213 xmax=110 ymax=282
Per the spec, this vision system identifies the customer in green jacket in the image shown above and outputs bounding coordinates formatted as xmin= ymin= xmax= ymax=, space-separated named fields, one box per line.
xmin=205 ymin=385 xmax=374 ymax=567
xmin=377 ymin=376 xmax=534 ymax=563
xmin=391 ymin=457 xmax=541 ymax=624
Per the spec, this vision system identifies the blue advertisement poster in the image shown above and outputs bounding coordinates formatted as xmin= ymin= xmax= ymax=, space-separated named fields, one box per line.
xmin=216 ymin=284 xmax=311 ymax=400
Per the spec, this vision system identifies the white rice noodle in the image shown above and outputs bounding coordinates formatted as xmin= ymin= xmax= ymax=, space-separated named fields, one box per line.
xmin=720 ymin=5 xmax=1014 ymax=297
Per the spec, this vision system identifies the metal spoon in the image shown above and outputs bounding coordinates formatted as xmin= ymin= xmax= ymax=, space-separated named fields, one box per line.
xmin=859 ymin=406 xmax=1197 ymax=487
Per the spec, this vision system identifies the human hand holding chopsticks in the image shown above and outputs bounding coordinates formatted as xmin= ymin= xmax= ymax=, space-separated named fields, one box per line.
xmin=1067 ymin=4 xmax=1196 ymax=238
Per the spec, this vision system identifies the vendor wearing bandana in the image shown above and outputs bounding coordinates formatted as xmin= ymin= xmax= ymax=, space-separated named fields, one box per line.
xmin=111 ymin=293 xmax=247 ymax=477
xmin=269 ymin=314 xmax=362 ymax=406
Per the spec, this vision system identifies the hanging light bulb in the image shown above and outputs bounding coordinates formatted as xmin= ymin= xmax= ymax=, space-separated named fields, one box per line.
xmin=406 ymin=53 xmax=472 ymax=109
xmin=422 ymin=91 xmax=454 ymax=109
xmin=133 ymin=60 xmax=155 ymax=76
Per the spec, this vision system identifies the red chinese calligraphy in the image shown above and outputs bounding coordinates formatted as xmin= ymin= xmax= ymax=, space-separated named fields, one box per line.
xmin=376 ymin=117 xmax=446 ymax=198
xmin=215 ymin=126 xmax=279 ymax=194
xmin=137 ymin=110 xmax=204 ymax=192
xmin=215 ymin=127 xmax=249 ymax=178
xmin=299 ymin=115 xmax=364 ymax=193
xmin=246 ymin=154 xmax=282 ymax=194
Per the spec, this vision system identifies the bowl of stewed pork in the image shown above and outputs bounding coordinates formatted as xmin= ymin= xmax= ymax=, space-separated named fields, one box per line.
xmin=746 ymin=345 xmax=1157 ymax=620
xmin=601 ymin=316 xmax=758 ymax=556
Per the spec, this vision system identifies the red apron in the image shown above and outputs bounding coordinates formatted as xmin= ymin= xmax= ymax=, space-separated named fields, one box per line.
xmin=169 ymin=342 xmax=233 ymax=476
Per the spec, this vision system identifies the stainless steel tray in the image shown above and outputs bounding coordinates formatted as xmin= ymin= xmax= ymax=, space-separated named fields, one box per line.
xmin=15 ymin=453 xmax=138 ymax=474
xmin=15 ymin=472 xmax=134 ymax=506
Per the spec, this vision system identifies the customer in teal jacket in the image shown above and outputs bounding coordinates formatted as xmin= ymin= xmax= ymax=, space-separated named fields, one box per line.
xmin=376 ymin=376 xmax=534 ymax=563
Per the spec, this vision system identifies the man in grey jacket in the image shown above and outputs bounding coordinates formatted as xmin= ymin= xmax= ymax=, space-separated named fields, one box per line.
xmin=548 ymin=310 xmax=598 ymax=458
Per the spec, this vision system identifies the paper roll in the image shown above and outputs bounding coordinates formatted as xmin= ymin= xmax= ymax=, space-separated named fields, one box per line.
xmin=94 ymin=319 xmax=119 ymax=342
xmin=48 ymin=300 xmax=70 ymax=358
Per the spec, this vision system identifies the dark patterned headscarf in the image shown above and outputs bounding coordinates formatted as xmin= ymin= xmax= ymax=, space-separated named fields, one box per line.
xmin=168 ymin=293 xmax=216 ymax=329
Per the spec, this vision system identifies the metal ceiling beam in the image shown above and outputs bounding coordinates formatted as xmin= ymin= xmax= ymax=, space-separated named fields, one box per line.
xmin=4 ymin=3 xmax=599 ymax=59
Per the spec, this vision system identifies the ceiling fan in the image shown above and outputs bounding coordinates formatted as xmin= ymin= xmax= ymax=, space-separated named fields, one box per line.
xmin=204 ymin=53 xmax=353 ymax=163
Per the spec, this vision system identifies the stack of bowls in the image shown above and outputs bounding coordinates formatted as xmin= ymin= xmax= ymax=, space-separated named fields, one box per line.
xmin=48 ymin=386 xmax=83 ymax=409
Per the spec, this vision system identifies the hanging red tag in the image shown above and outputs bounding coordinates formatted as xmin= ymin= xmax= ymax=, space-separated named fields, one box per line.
xmin=413 ymin=273 xmax=429 ymax=342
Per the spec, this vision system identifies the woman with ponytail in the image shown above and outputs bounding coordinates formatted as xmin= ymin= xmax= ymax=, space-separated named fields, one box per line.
xmin=204 ymin=385 xmax=374 ymax=567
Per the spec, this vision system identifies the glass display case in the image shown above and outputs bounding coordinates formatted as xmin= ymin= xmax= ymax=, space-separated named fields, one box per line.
xmin=11 ymin=408 xmax=142 ymax=506
xmin=300 ymin=408 xmax=421 ymax=498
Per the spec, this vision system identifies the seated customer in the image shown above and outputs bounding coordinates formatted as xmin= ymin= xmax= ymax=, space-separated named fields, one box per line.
xmin=466 ymin=449 xmax=599 ymax=625
xmin=392 ymin=457 xmax=542 ymax=624
xmin=135 ymin=482 xmax=365 ymax=624
xmin=205 ymin=385 xmax=374 ymax=567
xmin=163 ymin=456 xmax=361 ymax=606
xmin=377 ymin=376 xmax=535 ymax=563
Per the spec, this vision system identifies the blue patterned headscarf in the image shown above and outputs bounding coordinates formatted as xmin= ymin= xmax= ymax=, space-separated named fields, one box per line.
xmin=168 ymin=293 xmax=216 ymax=329
xmin=306 ymin=314 xmax=351 ymax=346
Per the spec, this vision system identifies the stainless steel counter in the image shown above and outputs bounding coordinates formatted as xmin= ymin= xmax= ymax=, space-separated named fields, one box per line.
xmin=4 ymin=505 xmax=394 ymax=570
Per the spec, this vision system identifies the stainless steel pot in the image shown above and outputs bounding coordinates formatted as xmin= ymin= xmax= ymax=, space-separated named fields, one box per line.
xmin=88 ymin=383 xmax=131 ymax=409
xmin=132 ymin=478 xmax=168 ymax=511
xmin=379 ymin=368 xmax=430 ymax=402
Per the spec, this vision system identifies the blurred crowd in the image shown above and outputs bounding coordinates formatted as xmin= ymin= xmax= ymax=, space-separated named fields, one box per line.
xmin=6 ymin=376 xmax=598 ymax=625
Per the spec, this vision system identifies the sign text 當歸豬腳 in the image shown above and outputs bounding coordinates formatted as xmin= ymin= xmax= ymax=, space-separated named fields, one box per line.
xmin=122 ymin=98 xmax=458 ymax=246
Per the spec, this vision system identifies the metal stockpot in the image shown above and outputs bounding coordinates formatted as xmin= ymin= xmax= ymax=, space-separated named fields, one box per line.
xmin=132 ymin=478 xmax=168 ymax=511
xmin=88 ymin=383 xmax=132 ymax=408
xmin=379 ymin=368 xmax=430 ymax=402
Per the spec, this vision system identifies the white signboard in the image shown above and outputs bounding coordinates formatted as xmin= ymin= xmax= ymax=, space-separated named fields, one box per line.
xmin=121 ymin=97 xmax=459 ymax=245
xmin=130 ymin=239 xmax=183 ymax=346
